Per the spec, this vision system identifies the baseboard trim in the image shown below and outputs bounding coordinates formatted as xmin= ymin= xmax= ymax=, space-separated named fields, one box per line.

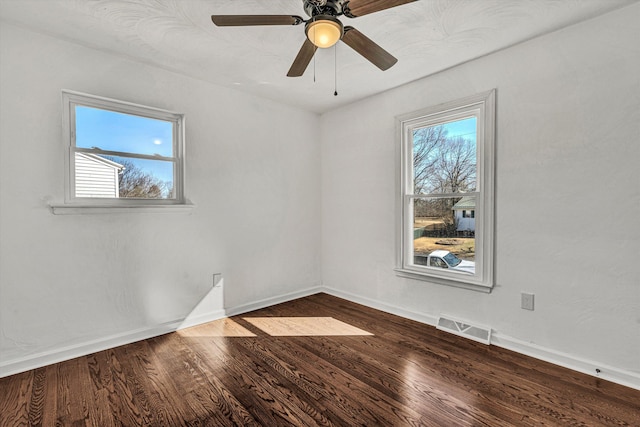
xmin=0 ymin=287 xmax=323 ymax=378
xmin=491 ymin=333 xmax=640 ymax=391
xmin=0 ymin=309 xmax=227 ymax=379
xmin=224 ymin=286 xmax=323 ymax=317
xmin=3 ymin=286 xmax=639 ymax=391
xmin=322 ymin=287 xmax=439 ymax=327
xmin=0 ymin=319 xmax=181 ymax=378
xmin=178 ymin=309 xmax=227 ymax=330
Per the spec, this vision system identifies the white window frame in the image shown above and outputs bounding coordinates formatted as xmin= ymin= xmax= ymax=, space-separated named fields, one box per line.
xmin=395 ymin=90 xmax=495 ymax=292
xmin=59 ymin=90 xmax=187 ymax=211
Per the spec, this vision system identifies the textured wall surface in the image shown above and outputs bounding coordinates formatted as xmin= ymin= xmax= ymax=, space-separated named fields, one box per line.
xmin=0 ymin=23 xmax=321 ymax=369
xmin=321 ymin=3 xmax=640 ymax=376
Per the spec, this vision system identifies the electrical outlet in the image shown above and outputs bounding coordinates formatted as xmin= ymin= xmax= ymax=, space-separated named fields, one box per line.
xmin=521 ymin=293 xmax=535 ymax=311
xmin=212 ymin=273 xmax=222 ymax=288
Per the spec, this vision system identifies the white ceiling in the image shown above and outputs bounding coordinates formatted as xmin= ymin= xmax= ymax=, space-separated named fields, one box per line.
xmin=0 ymin=0 xmax=636 ymax=113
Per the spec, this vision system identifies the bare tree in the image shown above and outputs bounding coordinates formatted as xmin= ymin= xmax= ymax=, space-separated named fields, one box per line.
xmin=432 ymin=136 xmax=476 ymax=194
xmin=104 ymin=157 xmax=171 ymax=199
xmin=412 ymin=125 xmax=446 ymax=194
xmin=413 ymin=127 xmax=476 ymax=233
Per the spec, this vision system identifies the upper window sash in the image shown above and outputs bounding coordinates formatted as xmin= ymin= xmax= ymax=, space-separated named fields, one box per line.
xmin=62 ymin=90 xmax=186 ymax=206
xmin=404 ymin=107 xmax=483 ymax=195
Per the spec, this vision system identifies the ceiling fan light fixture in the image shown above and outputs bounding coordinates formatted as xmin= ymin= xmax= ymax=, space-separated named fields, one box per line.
xmin=305 ymin=15 xmax=343 ymax=48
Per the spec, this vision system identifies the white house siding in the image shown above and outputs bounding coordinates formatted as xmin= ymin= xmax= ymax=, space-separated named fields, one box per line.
xmin=452 ymin=197 xmax=476 ymax=232
xmin=454 ymin=211 xmax=475 ymax=232
xmin=74 ymin=153 xmax=122 ymax=198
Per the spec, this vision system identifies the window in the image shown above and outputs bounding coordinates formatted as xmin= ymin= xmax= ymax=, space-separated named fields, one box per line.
xmin=62 ymin=91 xmax=185 ymax=206
xmin=396 ymin=90 xmax=495 ymax=291
xmin=430 ymin=257 xmax=447 ymax=269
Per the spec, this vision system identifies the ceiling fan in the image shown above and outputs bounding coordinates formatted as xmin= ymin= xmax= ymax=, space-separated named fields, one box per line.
xmin=211 ymin=0 xmax=417 ymax=77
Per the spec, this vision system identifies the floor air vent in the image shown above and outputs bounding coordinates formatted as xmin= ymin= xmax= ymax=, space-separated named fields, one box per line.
xmin=437 ymin=316 xmax=492 ymax=345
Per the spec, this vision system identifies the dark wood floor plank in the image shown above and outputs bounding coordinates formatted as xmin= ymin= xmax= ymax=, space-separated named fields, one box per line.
xmin=233 ymin=333 xmax=387 ymax=426
xmin=145 ymin=337 xmax=239 ymax=427
xmin=38 ymin=364 xmax=59 ymax=427
xmin=202 ymin=336 xmax=341 ymax=426
xmin=238 ymin=332 xmax=447 ymax=426
xmin=56 ymin=356 xmax=94 ymax=426
xmin=102 ymin=348 xmax=147 ymax=426
xmin=207 ymin=341 xmax=315 ymax=426
xmin=1 ymin=292 xmax=639 ymax=427
xmin=382 ymin=339 xmax=549 ymax=426
xmin=26 ymin=367 xmax=46 ymax=426
xmin=85 ymin=352 xmax=117 ymax=427
xmin=289 ymin=333 xmax=519 ymax=426
xmin=286 ymin=332 xmax=519 ymax=426
xmin=116 ymin=340 xmax=193 ymax=426
xmin=0 ymin=370 xmax=32 ymax=426
xmin=148 ymin=333 xmax=262 ymax=426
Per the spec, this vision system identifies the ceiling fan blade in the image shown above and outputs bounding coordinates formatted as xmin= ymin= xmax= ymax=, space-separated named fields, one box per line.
xmin=287 ymin=39 xmax=318 ymax=77
xmin=211 ymin=15 xmax=304 ymax=26
xmin=342 ymin=26 xmax=397 ymax=71
xmin=343 ymin=0 xmax=418 ymax=18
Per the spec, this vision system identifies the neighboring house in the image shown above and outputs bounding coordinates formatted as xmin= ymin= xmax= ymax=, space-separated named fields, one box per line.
xmin=74 ymin=153 xmax=123 ymax=198
xmin=452 ymin=196 xmax=475 ymax=232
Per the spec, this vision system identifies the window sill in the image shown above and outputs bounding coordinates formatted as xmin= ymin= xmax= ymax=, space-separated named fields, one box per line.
xmin=394 ymin=268 xmax=493 ymax=293
xmin=49 ymin=202 xmax=196 ymax=215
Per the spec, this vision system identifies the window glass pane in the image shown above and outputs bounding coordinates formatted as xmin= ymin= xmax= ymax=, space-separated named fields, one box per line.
xmin=412 ymin=197 xmax=476 ymax=274
xmin=75 ymin=106 xmax=174 ymax=157
xmin=74 ymin=153 xmax=174 ymax=199
xmin=109 ymin=156 xmax=174 ymax=199
xmin=412 ymin=117 xmax=477 ymax=194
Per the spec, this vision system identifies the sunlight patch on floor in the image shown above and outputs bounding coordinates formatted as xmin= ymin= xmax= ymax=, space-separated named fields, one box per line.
xmin=179 ymin=318 xmax=256 ymax=337
xmin=243 ymin=317 xmax=373 ymax=336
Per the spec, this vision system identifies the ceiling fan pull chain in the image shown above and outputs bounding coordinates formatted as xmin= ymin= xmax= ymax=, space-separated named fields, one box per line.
xmin=334 ymin=44 xmax=338 ymax=96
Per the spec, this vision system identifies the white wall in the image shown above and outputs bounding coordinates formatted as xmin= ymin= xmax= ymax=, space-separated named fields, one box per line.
xmin=321 ymin=3 xmax=640 ymax=385
xmin=0 ymin=23 xmax=321 ymax=374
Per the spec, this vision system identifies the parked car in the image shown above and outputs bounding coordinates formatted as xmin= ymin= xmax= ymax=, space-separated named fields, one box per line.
xmin=414 ymin=250 xmax=475 ymax=275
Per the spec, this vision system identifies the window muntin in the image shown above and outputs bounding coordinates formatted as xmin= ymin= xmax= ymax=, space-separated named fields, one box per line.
xmin=397 ymin=90 xmax=495 ymax=290
xmin=63 ymin=91 xmax=185 ymax=205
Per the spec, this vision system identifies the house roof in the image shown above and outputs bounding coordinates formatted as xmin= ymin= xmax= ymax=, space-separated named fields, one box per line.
xmin=452 ymin=196 xmax=475 ymax=210
xmin=76 ymin=152 xmax=124 ymax=170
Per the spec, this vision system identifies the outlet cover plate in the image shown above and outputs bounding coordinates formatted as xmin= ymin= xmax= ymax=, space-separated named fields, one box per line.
xmin=521 ymin=292 xmax=535 ymax=311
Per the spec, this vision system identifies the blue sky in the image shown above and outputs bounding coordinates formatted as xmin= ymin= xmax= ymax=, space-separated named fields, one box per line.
xmin=75 ymin=108 xmax=477 ymax=188
xmin=75 ymin=106 xmax=174 ymax=183
xmin=442 ymin=117 xmax=476 ymax=141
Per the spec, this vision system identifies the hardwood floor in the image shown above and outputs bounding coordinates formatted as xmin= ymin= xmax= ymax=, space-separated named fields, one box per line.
xmin=1 ymin=293 xmax=639 ymax=426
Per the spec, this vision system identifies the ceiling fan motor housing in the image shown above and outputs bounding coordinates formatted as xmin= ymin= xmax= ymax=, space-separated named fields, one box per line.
xmin=303 ymin=0 xmax=345 ymax=17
